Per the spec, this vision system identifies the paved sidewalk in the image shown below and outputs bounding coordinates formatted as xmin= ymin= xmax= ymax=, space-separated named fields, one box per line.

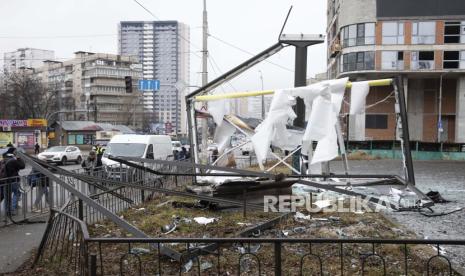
xmin=0 ymin=217 xmax=47 ymax=273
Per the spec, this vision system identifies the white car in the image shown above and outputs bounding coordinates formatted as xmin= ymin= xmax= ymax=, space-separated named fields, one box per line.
xmin=38 ymin=146 xmax=82 ymax=165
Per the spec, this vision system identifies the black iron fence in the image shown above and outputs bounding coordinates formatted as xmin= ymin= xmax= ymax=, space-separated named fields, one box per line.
xmin=35 ymin=206 xmax=465 ymax=275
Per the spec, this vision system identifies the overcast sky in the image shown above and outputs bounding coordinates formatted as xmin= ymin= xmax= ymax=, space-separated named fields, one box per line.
xmin=0 ymin=0 xmax=327 ymax=92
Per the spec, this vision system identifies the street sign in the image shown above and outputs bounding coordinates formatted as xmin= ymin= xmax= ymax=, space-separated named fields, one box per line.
xmin=138 ymin=79 xmax=160 ymax=92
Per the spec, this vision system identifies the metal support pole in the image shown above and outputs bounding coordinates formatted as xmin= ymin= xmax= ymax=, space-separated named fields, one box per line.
xmin=395 ymin=77 xmax=416 ymax=186
xmin=78 ymin=199 xmax=83 ymax=220
xmin=293 ymin=46 xmax=308 ymax=128
xmin=89 ymin=254 xmax=97 ymax=276
xmin=274 ymin=242 xmax=282 ymax=276
xmin=438 ymin=74 xmax=443 ymax=143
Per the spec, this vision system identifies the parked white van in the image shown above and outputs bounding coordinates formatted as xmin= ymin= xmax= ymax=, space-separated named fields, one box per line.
xmin=102 ymin=134 xmax=173 ymax=167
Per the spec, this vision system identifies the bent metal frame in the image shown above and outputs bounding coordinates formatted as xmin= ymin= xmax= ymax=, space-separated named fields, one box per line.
xmin=182 ymin=38 xmax=433 ymax=210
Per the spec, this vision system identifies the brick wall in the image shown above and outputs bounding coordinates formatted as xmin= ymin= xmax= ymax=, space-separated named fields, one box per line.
xmin=405 ymin=21 xmax=412 ymax=44
xmin=375 ymin=22 xmax=383 ymax=45
xmin=365 ymin=86 xmax=396 ymax=140
xmin=436 ymin=21 xmax=444 ymax=45
xmin=361 ymin=78 xmax=458 ymax=142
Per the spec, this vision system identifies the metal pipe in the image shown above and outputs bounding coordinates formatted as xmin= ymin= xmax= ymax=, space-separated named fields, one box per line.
xmin=438 ymin=74 xmax=443 ymax=143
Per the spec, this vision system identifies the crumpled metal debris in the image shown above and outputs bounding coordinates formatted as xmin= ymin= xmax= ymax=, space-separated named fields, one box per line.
xmin=182 ymin=259 xmax=193 ymax=273
xmin=161 ymin=222 xmax=177 ymax=235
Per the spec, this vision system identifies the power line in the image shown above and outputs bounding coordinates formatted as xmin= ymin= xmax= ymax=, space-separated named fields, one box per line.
xmin=208 ymin=55 xmax=238 ymax=92
xmin=0 ymin=34 xmax=117 ymax=39
xmin=209 ymin=33 xmax=294 ymax=73
xmin=133 ymin=0 xmax=160 ymax=20
xmin=131 ymin=0 xmax=202 ymax=51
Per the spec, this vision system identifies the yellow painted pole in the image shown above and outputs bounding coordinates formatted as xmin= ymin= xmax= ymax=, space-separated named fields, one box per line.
xmin=194 ymin=78 xmax=393 ymax=102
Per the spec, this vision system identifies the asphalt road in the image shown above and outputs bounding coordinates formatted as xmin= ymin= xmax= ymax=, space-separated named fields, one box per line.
xmin=330 ymin=159 xmax=465 ymax=269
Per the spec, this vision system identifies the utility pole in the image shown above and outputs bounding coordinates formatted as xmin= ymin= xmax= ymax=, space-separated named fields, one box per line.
xmin=200 ymin=0 xmax=209 ymax=155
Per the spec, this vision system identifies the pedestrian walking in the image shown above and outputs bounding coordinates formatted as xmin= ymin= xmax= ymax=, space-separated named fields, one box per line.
xmin=82 ymin=151 xmax=98 ymax=194
xmin=30 ymin=167 xmax=51 ymax=212
xmin=2 ymin=147 xmax=25 ymax=216
xmin=34 ymin=143 xmax=40 ymax=154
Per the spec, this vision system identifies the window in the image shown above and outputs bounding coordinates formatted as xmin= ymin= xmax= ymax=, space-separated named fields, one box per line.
xmin=382 ymin=22 xmax=404 ymax=44
xmin=342 ymin=51 xmax=374 ymax=72
xmin=146 ymin=144 xmax=154 ymax=159
xmin=443 ymin=51 xmax=465 ymax=69
xmin=366 ymin=114 xmax=388 ymax=129
xmin=444 ymin=22 xmax=465 ymax=43
xmin=341 ymin=23 xmax=375 ymax=47
xmin=443 ymin=51 xmax=459 ymax=68
xmin=381 ymin=51 xmax=404 ymax=70
xmin=411 ymin=51 xmax=434 ymax=70
xmin=412 ymin=22 xmax=436 ymax=44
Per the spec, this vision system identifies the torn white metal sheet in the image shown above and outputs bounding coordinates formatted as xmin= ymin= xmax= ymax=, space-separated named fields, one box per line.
xmin=349 ymin=81 xmax=370 ymax=115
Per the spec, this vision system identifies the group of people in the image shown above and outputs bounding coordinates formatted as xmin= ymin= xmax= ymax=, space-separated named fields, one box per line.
xmin=173 ymin=146 xmax=190 ymax=160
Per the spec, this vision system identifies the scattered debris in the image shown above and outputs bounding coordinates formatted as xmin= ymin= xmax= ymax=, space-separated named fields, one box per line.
xmin=328 ymin=216 xmax=340 ymax=222
xmin=313 ymin=199 xmax=332 ymax=209
xmin=237 ymin=222 xmax=252 ymax=226
xmin=130 ymin=247 xmax=150 ymax=255
xmin=294 ymin=211 xmax=311 ymax=221
xmin=161 ymin=223 xmax=177 ymax=235
xmin=426 ymin=191 xmax=450 ymax=203
xmin=182 ymin=259 xmax=193 ymax=273
xmin=155 ymin=200 xmax=173 ymax=208
xmin=292 ymin=183 xmax=320 ymax=196
xmin=200 ymin=261 xmax=213 ymax=271
xmin=312 ymin=218 xmax=329 ymax=221
xmin=293 ymin=226 xmax=306 ymax=234
xmin=25 ymin=233 xmax=31 ymax=236
xmin=135 ymin=207 xmax=146 ymax=212
xmin=193 ymin=217 xmax=217 ymax=225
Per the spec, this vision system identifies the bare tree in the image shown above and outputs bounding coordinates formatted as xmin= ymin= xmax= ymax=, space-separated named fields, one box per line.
xmin=0 ymin=71 xmax=58 ymax=119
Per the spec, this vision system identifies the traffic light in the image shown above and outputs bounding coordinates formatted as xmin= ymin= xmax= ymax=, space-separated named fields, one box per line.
xmin=124 ymin=76 xmax=132 ymax=93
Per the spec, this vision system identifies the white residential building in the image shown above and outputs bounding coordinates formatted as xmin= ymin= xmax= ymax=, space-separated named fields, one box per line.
xmin=118 ymin=21 xmax=190 ymax=135
xmin=3 ymin=48 xmax=55 ymax=72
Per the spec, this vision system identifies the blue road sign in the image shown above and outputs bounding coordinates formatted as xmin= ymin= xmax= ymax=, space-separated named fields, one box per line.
xmin=138 ymin=79 xmax=160 ymax=92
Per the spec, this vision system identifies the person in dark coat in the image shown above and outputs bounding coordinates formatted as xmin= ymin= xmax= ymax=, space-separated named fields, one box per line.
xmin=81 ymin=151 xmax=98 ymax=194
xmin=3 ymin=147 xmax=26 ymax=215
xmin=34 ymin=143 xmax=40 ymax=154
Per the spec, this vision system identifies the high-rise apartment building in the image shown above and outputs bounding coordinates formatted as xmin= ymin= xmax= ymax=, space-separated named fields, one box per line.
xmin=118 ymin=21 xmax=190 ymax=135
xmin=327 ymin=0 xmax=465 ymax=144
xmin=35 ymin=52 xmax=144 ymax=129
xmin=3 ymin=48 xmax=55 ymax=72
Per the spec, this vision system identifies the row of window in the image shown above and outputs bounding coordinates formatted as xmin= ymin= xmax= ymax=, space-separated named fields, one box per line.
xmin=341 ymin=50 xmax=465 ymax=72
xmin=341 ymin=21 xmax=465 ymax=48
